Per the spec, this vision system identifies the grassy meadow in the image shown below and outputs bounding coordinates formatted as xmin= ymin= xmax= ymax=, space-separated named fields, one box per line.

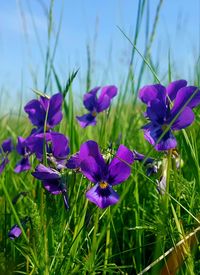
xmin=1 ymin=1 xmax=200 ymax=274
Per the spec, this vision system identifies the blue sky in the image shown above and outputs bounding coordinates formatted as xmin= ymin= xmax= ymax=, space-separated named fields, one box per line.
xmin=0 ymin=0 xmax=199 ymax=111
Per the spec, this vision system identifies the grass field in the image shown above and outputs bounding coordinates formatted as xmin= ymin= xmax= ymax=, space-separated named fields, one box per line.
xmin=1 ymin=1 xmax=200 ymax=274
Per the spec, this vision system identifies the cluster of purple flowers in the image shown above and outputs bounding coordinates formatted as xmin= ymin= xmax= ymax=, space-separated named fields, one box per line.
xmin=2 ymin=80 xmax=200 ymax=239
xmin=139 ymin=80 xmax=200 ymax=151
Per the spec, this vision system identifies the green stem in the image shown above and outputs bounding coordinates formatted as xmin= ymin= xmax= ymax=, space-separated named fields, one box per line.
xmin=103 ymin=207 xmax=111 ymax=275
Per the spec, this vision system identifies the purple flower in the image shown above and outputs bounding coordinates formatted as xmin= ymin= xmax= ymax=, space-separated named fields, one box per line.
xmin=66 ymin=152 xmax=80 ymax=170
xmin=14 ymin=137 xmax=31 ymax=173
xmin=8 ymin=225 xmax=22 ymax=240
xmin=26 ymin=132 xmax=70 ymax=167
xmin=32 ymin=164 xmax=69 ymax=209
xmin=76 ymin=85 xmax=117 ymax=128
xmin=139 ymin=80 xmax=200 ymax=151
xmin=79 ymin=140 xmax=134 ymax=208
xmin=133 ymin=150 xmax=158 ymax=176
xmin=0 ymin=138 xmax=13 ymax=174
xmin=24 ymin=93 xmax=63 ymax=132
xmin=8 ymin=216 xmax=30 ymax=240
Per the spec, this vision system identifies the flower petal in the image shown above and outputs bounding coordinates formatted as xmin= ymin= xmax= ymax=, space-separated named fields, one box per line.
xmin=146 ymin=99 xmax=167 ymax=124
xmin=139 ymin=84 xmax=166 ymax=105
xmin=83 ymin=87 xmax=100 ymax=111
xmin=42 ymin=179 xmax=62 ymax=194
xmin=171 ymin=86 xmax=200 ymax=114
xmin=66 ymin=152 xmax=80 ymax=169
xmin=24 ymin=99 xmax=46 ymax=127
xmin=97 ymin=94 xmax=111 ymax=112
xmin=143 ymin=123 xmax=177 ymax=151
xmin=48 ymin=93 xmax=63 ymax=127
xmin=80 ymin=157 xmax=103 ymax=183
xmin=26 ymin=133 xmax=51 ymax=160
xmin=2 ymin=138 xmax=13 ymax=153
xmin=76 ymin=113 xmax=97 ymax=128
xmin=16 ymin=137 xmax=26 ymax=155
xmin=32 ymin=164 xmax=60 ymax=180
xmin=97 ymin=85 xmax=117 ymax=112
xmin=98 ymin=85 xmax=118 ymax=100
xmin=8 ymin=225 xmax=22 ymax=240
xmin=51 ymin=132 xmax=70 ymax=159
xmin=86 ymin=183 xmax=119 ymax=208
xmin=171 ymin=106 xmax=195 ymax=130
xmin=14 ymin=157 xmax=31 ymax=173
xmin=166 ymin=79 xmax=187 ymax=101
xmin=79 ymin=140 xmax=106 ymax=169
xmin=108 ymin=145 xmax=133 ymax=185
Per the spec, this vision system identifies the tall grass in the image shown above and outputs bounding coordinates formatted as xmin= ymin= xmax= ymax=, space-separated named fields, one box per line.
xmin=1 ymin=1 xmax=200 ymax=274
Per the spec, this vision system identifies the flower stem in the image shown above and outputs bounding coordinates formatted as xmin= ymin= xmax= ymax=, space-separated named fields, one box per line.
xmin=103 ymin=207 xmax=111 ymax=275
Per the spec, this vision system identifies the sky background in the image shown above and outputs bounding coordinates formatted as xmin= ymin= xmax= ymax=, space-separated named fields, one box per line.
xmin=0 ymin=0 xmax=199 ymax=112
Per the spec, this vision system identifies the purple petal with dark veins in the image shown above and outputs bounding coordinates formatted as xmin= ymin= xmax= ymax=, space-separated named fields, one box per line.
xmin=14 ymin=157 xmax=31 ymax=173
xmin=97 ymin=94 xmax=111 ymax=112
xmin=47 ymin=93 xmax=63 ymax=127
xmin=51 ymin=132 xmax=70 ymax=159
xmin=40 ymin=96 xmax=49 ymax=110
xmin=80 ymin=157 xmax=104 ymax=183
xmin=83 ymin=87 xmax=100 ymax=111
xmin=139 ymin=84 xmax=166 ymax=105
xmin=171 ymin=86 xmax=200 ymax=114
xmin=66 ymin=152 xmax=80 ymax=169
xmin=26 ymin=133 xmax=51 ymax=160
xmin=98 ymin=85 xmax=118 ymax=100
xmin=76 ymin=113 xmax=97 ymax=128
xmin=143 ymin=123 xmax=177 ymax=151
xmin=146 ymin=99 xmax=167 ymax=124
xmin=2 ymin=138 xmax=13 ymax=153
xmin=97 ymin=85 xmax=117 ymax=112
xmin=171 ymin=106 xmax=195 ymax=130
xmin=32 ymin=164 xmax=60 ymax=180
xmin=16 ymin=137 xmax=26 ymax=155
xmin=42 ymin=179 xmax=62 ymax=194
xmin=166 ymin=79 xmax=187 ymax=101
xmin=24 ymin=99 xmax=46 ymax=127
xmin=86 ymin=183 xmax=119 ymax=208
xmin=108 ymin=145 xmax=133 ymax=186
xmin=79 ymin=140 xmax=106 ymax=170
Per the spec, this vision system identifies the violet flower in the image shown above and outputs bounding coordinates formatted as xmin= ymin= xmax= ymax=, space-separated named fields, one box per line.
xmin=66 ymin=152 xmax=80 ymax=170
xmin=133 ymin=150 xmax=158 ymax=176
xmin=14 ymin=137 xmax=31 ymax=173
xmin=26 ymin=132 xmax=70 ymax=167
xmin=0 ymin=138 xmax=13 ymax=174
xmin=24 ymin=93 xmax=63 ymax=133
xmin=139 ymin=80 xmax=200 ymax=151
xmin=32 ymin=164 xmax=69 ymax=209
xmin=8 ymin=225 xmax=22 ymax=240
xmin=8 ymin=216 xmax=30 ymax=240
xmin=76 ymin=85 xmax=117 ymax=128
xmin=79 ymin=140 xmax=134 ymax=208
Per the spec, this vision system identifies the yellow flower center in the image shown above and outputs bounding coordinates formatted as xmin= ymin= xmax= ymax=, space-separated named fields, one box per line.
xmin=92 ymin=111 xmax=97 ymax=117
xmin=161 ymin=124 xmax=168 ymax=131
xmin=99 ymin=181 xmax=108 ymax=189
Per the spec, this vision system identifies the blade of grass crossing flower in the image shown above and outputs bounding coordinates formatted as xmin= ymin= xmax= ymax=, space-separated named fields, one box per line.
xmin=142 ymin=86 xmax=200 ymax=166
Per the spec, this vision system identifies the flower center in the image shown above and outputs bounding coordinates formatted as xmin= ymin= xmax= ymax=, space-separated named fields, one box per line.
xmin=92 ymin=111 xmax=97 ymax=117
xmin=161 ymin=124 xmax=168 ymax=131
xmin=99 ymin=181 xmax=108 ymax=189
